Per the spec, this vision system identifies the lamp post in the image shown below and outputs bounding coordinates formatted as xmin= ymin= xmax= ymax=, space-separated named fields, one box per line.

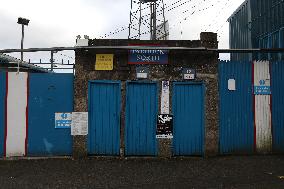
xmin=17 ymin=17 xmax=30 ymax=62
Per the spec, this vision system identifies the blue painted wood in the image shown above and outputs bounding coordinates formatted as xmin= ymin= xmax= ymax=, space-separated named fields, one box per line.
xmin=125 ymin=81 xmax=158 ymax=156
xmin=88 ymin=80 xmax=121 ymax=156
xmin=271 ymin=61 xmax=284 ymax=152
xmin=172 ymin=82 xmax=205 ymax=156
xmin=0 ymin=72 xmax=6 ymax=157
xmin=28 ymin=73 xmax=73 ymax=156
xmin=219 ymin=61 xmax=254 ymax=154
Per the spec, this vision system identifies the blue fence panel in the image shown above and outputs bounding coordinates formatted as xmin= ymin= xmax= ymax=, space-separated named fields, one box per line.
xmin=88 ymin=81 xmax=121 ymax=156
xmin=219 ymin=61 xmax=254 ymax=154
xmin=28 ymin=73 xmax=73 ymax=156
xmin=125 ymin=81 xmax=158 ymax=156
xmin=0 ymin=72 xmax=6 ymax=157
xmin=172 ymin=82 xmax=205 ymax=156
xmin=271 ymin=61 xmax=284 ymax=152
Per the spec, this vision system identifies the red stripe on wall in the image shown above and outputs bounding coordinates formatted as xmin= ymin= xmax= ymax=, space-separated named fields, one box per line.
xmin=25 ymin=73 xmax=29 ymax=156
xmin=252 ymin=61 xmax=256 ymax=152
xmin=4 ymin=73 xmax=8 ymax=157
xmin=269 ymin=62 xmax=273 ymax=147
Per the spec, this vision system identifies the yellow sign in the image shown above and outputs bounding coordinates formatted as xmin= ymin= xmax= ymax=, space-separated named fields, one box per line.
xmin=95 ymin=54 xmax=114 ymax=70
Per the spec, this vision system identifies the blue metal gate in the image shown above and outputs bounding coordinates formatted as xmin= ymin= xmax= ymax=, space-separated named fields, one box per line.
xmin=0 ymin=72 xmax=6 ymax=157
xmin=28 ymin=73 xmax=74 ymax=156
xmin=125 ymin=81 xmax=158 ymax=156
xmin=88 ymin=81 xmax=121 ymax=156
xmin=219 ymin=61 xmax=254 ymax=154
xmin=271 ymin=61 xmax=284 ymax=152
xmin=172 ymin=82 xmax=205 ymax=156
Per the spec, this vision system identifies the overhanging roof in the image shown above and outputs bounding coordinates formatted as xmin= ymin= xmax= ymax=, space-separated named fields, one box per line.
xmin=0 ymin=53 xmax=51 ymax=73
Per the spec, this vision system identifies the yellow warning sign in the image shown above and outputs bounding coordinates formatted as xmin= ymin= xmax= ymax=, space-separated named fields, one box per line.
xmin=95 ymin=54 xmax=114 ymax=70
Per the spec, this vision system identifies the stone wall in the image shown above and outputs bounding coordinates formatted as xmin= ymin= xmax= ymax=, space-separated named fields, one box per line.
xmin=74 ymin=32 xmax=219 ymax=158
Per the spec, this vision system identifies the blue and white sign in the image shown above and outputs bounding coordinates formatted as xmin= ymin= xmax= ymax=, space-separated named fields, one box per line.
xmin=254 ymin=79 xmax=271 ymax=95
xmin=55 ymin=113 xmax=72 ymax=129
xmin=128 ymin=48 xmax=168 ymax=64
xmin=254 ymin=86 xmax=271 ymax=95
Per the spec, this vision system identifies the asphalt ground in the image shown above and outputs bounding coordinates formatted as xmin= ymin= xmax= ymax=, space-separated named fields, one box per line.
xmin=0 ymin=155 xmax=283 ymax=189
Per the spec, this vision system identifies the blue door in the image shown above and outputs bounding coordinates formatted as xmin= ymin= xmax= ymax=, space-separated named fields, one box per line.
xmin=173 ymin=82 xmax=205 ymax=156
xmin=88 ymin=81 xmax=121 ymax=156
xmin=271 ymin=61 xmax=284 ymax=153
xmin=28 ymin=73 xmax=74 ymax=156
xmin=125 ymin=81 xmax=158 ymax=156
xmin=219 ymin=61 xmax=254 ymax=154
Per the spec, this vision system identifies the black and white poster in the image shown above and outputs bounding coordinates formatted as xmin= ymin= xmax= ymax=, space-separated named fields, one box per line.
xmin=156 ymin=114 xmax=173 ymax=139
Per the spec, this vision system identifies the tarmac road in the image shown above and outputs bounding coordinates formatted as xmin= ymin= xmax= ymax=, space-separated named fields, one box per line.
xmin=0 ymin=155 xmax=283 ymax=189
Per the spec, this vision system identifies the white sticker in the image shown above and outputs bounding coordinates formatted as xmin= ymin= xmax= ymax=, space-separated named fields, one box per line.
xmin=71 ymin=112 xmax=88 ymax=136
xmin=161 ymin=81 xmax=170 ymax=114
xmin=137 ymin=73 xmax=148 ymax=79
xmin=228 ymin=79 xmax=236 ymax=91
xmin=184 ymin=74 xmax=195 ymax=80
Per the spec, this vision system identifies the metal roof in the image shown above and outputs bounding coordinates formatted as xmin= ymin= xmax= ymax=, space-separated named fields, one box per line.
xmin=227 ymin=0 xmax=249 ymax=21
xmin=0 ymin=53 xmax=51 ymax=73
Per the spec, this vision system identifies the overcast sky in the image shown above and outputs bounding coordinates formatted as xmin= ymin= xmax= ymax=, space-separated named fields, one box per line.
xmin=0 ymin=0 xmax=244 ymax=69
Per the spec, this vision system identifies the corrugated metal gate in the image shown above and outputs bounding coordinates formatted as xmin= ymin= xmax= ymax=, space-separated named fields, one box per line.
xmin=88 ymin=81 xmax=121 ymax=156
xmin=125 ymin=81 xmax=158 ymax=156
xmin=28 ymin=73 xmax=74 ymax=156
xmin=271 ymin=62 xmax=284 ymax=153
xmin=219 ymin=61 xmax=254 ymax=154
xmin=0 ymin=72 xmax=74 ymax=157
xmin=172 ymin=82 xmax=205 ymax=156
xmin=219 ymin=60 xmax=284 ymax=154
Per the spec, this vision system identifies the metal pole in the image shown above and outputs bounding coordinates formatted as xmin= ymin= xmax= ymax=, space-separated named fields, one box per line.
xmin=138 ymin=1 xmax=142 ymax=39
xmin=128 ymin=0 xmax=133 ymax=39
xmin=161 ymin=0 xmax=167 ymax=40
xmin=153 ymin=1 xmax=157 ymax=40
xmin=21 ymin=24 xmax=24 ymax=61
xmin=150 ymin=3 xmax=153 ymax=40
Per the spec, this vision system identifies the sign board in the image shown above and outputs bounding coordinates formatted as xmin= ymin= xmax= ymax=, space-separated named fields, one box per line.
xmin=95 ymin=54 xmax=114 ymax=70
xmin=156 ymin=114 xmax=173 ymax=139
xmin=55 ymin=113 xmax=72 ymax=129
xmin=254 ymin=79 xmax=271 ymax=95
xmin=71 ymin=112 xmax=88 ymax=136
xmin=128 ymin=46 xmax=168 ymax=64
xmin=254 ymin=86 xmax=271 ymax=95
xmin=182 ymin=68 xmax=196 ymax=80
xmin=161 ymin=81 xmax=170 ymax=114
xmin=136 ymin=66 xmax=149 ymax=79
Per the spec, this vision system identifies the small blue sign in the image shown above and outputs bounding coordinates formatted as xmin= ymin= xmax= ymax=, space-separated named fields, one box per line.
xmin=254 ymin=86 xmax=271 ymax=95
xmin=55 ymin=113 xmax=72 ymax=129
xmin=128 ymin=49 xmax=168 ymax=64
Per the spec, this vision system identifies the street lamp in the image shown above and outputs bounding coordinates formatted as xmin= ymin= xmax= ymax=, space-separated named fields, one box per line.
xmin=17 ymin=17 xmax=30 ymax=62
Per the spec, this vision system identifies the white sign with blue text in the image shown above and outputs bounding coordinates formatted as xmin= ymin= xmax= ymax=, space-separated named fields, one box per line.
xmin=254 ymin=79 xmax=271 ymax=95
xmin=55 ymin=113 xmax=72 ymax=129
xmin=71 ymin=112 xmax=88 ymax=136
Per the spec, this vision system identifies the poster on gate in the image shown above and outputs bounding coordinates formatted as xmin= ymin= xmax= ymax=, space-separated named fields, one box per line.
xmin=156 ymin=114 xmax=173 ymax=139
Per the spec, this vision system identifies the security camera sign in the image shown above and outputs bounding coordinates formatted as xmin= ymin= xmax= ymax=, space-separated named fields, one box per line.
xmin=156 ymin=114 xmax=173 ymax=139
xmin=55 ymin=113 xmax=72 ymax=129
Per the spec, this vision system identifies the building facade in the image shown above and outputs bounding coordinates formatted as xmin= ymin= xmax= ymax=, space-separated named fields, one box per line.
xmin=74 ymin=32 xmax=219 ymax=158
xmin=228 ymin=0 xmax=284 ymax=61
